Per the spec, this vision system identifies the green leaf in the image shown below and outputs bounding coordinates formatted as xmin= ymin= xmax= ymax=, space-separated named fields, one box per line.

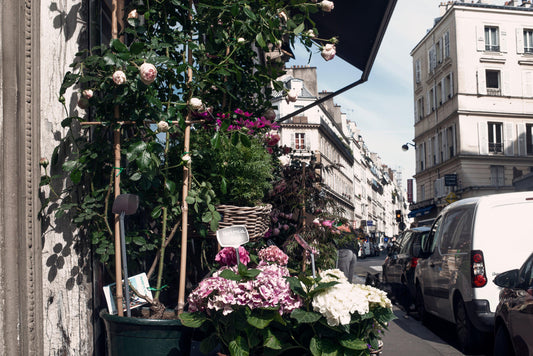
xmin=70 ymin=169 xmax=82 ymax=184
xmin=211 ymin=131 xmax=221 ymax=149
xmin=219 ymin=269 xmax=242 ymax=281
xmin=310 ymin=337 xmax=321 ymax=356
xmin=339 ymin=336 xmax=368 ymax=350
xmin=229 ymin=337 xmax=249 ymax=356
xmin=132 ymin=236 xmax=146 ymax=246
xmin=165 ymin=180 xmax=176 ymax=193
xmin=290 ymin=309 xmax=322 ymax=324
xmin=294 ymin=23 xmax=305 ymax=34
xmin=151 ymin=206 xmax=162 ymax=219
xmin=130 ymin=172 xmax=142 ymax=181
xmin=220 ymin=177 xmax=227 ymax=194
xmin=185 ymin=195 xmax=196 ymax=204
xmin=136 ymin=151 xmax=151 ymax=170
xmin=255 ymin=33 xmax=266 ymax=48
xmin=62 ymin=160 xmax=78 ymax=172
xmin=111 ymin=39 xmax=129 ymax=53
xmin=243 ymin=6 xmax=256 ymax=21
xmin=201 ymin=211 xmax=213 ymax=223
xmin=231 ymin=132 xmax=239 ymax=146
xmin=247 ymin=311 xmax=276 ymax=329
xmin=130 ymin=42 xmax=145 ymax=55
xmin=240 ymin=133 xmax=251 ymax=148
xmin=263 ymin=328 xmax=282 ymax=350
xmin=199 ymin=334 xmax=219 ymax=355
xmin=40 ymin=175 xmax=51 ymax=187
xmin=178 ymin=312 xmax=207 ymax=328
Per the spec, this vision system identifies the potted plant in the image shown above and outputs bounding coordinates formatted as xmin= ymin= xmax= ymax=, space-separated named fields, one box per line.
xmin=40 ymin=0 xmax=340 ymax=354
xmin=179 ymin=245 xmax=396 ymax=355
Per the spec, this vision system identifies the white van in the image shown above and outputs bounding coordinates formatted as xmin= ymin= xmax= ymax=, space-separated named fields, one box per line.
xmin=414 ymin=191 xmax=533 ymax=353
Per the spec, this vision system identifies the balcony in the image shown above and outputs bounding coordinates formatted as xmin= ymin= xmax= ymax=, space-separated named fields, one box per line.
xmin=486 ymin=88 xmax=501 ymax=96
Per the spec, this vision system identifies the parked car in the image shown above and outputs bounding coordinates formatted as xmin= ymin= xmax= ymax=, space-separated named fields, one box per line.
xmin=382 ymin=227 xmax=430 ymax=310
xmin=414 ymin=192 xmax=533 ymax=353
xmin=493 ymin=252 xmax=533 ymax=356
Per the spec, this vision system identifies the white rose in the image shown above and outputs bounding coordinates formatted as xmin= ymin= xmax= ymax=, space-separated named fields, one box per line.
xmin=112 ymin=70 xmax=127 ymax=85
xmin=286 ymin=88 xmax=298 ymax=102
xmin=157 ymin=120 xmax=169 ymax=132
xmin=188 ymin=98 xmax=203 ymax=110
xmin=182 ymin=154 xmax=191 ymax=162
xmin=275 ymin=40 xmax=282 ymax=49
xmin=306 ymin=29 xmax=316 ymax=38
xmin=321 ymin=44 xmax=336 ymax=61
xmin=237 ymin=37 xmax=245 ymax=44
xmin=139 ymin=62 xmax=157 ymax=85
xmin=278 ymin=11 xmax=288 ymax=22
xmin=127 ymin=9 xmax=139 ymax=19
xmin=319 ymin=0 xmax=334 ymax=12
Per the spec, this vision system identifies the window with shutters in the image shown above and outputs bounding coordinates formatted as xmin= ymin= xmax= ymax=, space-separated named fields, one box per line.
xmin=444 ymin=72 xmax=453 ymax=99
xmin=436 ymin=82 xmax=443 ymax=106
xmin=524 ymin=29 xmax=533 ymax=53
xmin=527 ymin=124 xmax=533 ymax=155
xmin=294 ymin=133 xmax=305 ymax=150
xmin=485 ymin=26 xmax=500 ymax=52
xmin=488 ymin=122 xmax=503 ymax=153
xmin=428 ymin=46 xmax=436 ymax=73
xmin=415 ymin=59 xmax=421 ymax=84
xmin=429 ymin=87 xmax=435 ymax=111
xmin=436 ymin=39 xmax=443 ymax=64
xmin=444 ymin=31 xmax=450 ymax=58
xmin=416 ymin=97 xmax=424 ymax=121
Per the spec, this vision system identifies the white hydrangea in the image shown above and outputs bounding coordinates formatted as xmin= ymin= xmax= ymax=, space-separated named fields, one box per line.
xmin=311 ymin=269 xmax=393 ymax=327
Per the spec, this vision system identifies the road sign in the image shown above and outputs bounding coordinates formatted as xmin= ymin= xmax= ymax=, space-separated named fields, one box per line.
xmin=444 ymin=174 xmax=457 ymax=186
xmin=445 ymin=192 xmax=458 ymax=204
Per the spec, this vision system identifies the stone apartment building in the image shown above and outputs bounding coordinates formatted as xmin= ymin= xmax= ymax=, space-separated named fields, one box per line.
xmin=409 ymin=0 xmax=533 ymax=221
xmin=273 ymin=66 xmax=407 ymax=239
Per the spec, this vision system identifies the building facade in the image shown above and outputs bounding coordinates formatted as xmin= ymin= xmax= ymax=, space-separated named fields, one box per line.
xmin=409 ymin=0 xmax=533 ymax=221
xmin=274 ymin=66 xmax=408 ymax=240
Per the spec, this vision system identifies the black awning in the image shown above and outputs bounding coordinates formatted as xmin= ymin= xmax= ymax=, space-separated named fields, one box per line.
xmin=408 ymin=205 xmax=436 ymax=218
xmin=279 ymin=0 xmax=398 ymax=123
xmin=311 ymin=0 xmax=397 ymax=80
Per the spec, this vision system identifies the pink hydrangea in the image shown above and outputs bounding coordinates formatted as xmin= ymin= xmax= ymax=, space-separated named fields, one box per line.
xmin=215 ymin=246 xmax=250 ymax=266
xmin=258 ymin=245 xmax=289 ymax=266
xmin=187 ymin=263 xmax=302 ymax=315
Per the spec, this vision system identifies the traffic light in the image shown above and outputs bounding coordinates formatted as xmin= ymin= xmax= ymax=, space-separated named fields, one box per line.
xmin=395 ymin=210 xmax=402 ymax=222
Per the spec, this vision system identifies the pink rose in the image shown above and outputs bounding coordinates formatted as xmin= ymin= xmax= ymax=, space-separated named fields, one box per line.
xmin=112 ymin=70 xmax=127 ymax=85
xmin=188 ymin=97 xmax=203 ymax=110
xmin=319 ymin=0 xmax=334 ymax=12
xmin=321 ymin=44 xmax=336 ymax=61
xmin=39 ymin=158 xmax=49 ymax=168
xmin=82 ymin=89 xmax=93 ymax=99
xmin=139 ymin=63 xmax=157 ymax=85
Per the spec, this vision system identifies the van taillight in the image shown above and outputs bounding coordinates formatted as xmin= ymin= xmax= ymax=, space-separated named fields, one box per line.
xmin=410 ymin=257 xmax=419 ymax=268
xmin=471 ymin=250 xmax=487 ymax=287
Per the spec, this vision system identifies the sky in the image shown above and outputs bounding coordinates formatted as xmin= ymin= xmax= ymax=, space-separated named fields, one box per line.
xmin=288 ymin=0 xmax=447 ymax=189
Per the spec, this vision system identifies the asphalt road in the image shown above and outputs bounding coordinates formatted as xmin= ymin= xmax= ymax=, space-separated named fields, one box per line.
xmin=353 ymin=253 xmax=492 ymax=356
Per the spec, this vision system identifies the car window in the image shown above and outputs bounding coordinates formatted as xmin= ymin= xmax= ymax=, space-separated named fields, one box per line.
xmin=400 ymin=233 xmax=413 ymax=254
xmin=518 ymin=254 xmax=533 ymax=289
xmin=396 ymin=232 xmax=411 ymax=252
xmin=411 ymin=231 xmax=428 ymax=257
xmin=424 ymin=216 xmax=442 ymax=253
xmin=439 ymin=207 xmax=473 ymax=255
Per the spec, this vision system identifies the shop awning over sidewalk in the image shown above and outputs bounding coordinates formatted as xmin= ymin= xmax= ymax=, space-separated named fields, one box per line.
xmin=279 ymin=0 xmax=398 ymax=122
xmin=408 ymin=205 xmax=436 ymax=218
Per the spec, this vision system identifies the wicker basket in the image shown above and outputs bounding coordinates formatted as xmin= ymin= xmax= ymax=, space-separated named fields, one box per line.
xmin=216 ymin=204 xmax=272 ymax=240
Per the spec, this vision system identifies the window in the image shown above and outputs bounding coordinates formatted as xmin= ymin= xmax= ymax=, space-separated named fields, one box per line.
xmin=436 ymin=81 xmax=443 ymax=106
xmin=486 ymin=70 xmax=501 ymax=96
xmin=485 ymin=26 xmax=500 ymax=51
xmin=429 ymin=87 xmax=435 ymax=111
xmin=428 ymin=46 xmax=436 ymax=73
xmin=490 ymin=165 xmax=505 ymax=186
xmin=447 ymin=126 xmax=455 ymax=158
xmin=444 ymin=72 xmax=453 ymax=99
xmin=416 ymin=97 xmax=424 ymax=121
xmin=436 ymin=40 xmax=443 ymax=64
xmin=527 ymin=124 xmax=533 ymax=154
xmin=439 ymin=207 xmax=474 ymax=254
xmin=488 ymin=122 xmax=503 ymax=153
xmin=415 ymin=59 xmax=421 ymax=84
xmin=524 ymin=29 xmax=533 ymax=53
xmin=294 ymin=133 xmax=305 ymax=150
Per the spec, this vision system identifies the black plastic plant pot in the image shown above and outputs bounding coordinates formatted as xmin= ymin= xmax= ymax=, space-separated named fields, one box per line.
xmin=100 ymin=309 xmax=192 ymax=356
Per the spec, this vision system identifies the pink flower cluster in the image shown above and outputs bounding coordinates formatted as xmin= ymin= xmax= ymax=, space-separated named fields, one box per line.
xmin=258 ymin=245 xmax=289 ymax=266
xmin=187 ymin=263 xmax=302 ymax=315
xmin=215 ymin=246 xmax=250 ymax=266
xmin=200 ymin=108 xmax=280 ymax=135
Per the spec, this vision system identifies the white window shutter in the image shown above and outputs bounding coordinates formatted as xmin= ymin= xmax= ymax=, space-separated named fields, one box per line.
xmin=518 ymin=123 xmax=527 ymax=156
xmin=434 ymin=135 xmax=439 ymax=165
xmin=476 ymin=25 xmax=485 ymax=51
xmin=452 ymin=124 xmax=457 ymax=156
xmin=478 ymin=121 xmax=489 ymax=155
xmin=290 ymin=133 xmax=295 ymax=149
xmin=500 ymin=29 xmax=507 ymax=53
xmin=477 ymin=68 xmax=487 ymax=95
xmin=449 ymin=72 xmax=454 ymax=98
xmin=441 ymin=78 xmax=446 ymax=103
xmin=523 ymin=71 xmax=533 ymax=97
xmin=414 ymin=100 xmax=418 ymax=122
xmin=504 ymin=122 xmax=515 ymax=156
xmin=427 ymin=91 xmax=431 ymax=115
xmin=517 ymin=27 xmax=524 ymax=54
xmin=443 ymin=129 xmax=449 ymax=161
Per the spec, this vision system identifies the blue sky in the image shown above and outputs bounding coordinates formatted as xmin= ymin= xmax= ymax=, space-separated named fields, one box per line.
xmin=288 ymin=0 xmax=445 ymax=189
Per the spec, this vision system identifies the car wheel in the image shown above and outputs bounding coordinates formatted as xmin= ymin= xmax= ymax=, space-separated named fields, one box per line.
xmin=454 ymin=297 xmax=480 ymax=353
xmin=415 ymin=285 xmax=427 ymax=324
xmin=494 ymin=325 xmax=514 ymax=356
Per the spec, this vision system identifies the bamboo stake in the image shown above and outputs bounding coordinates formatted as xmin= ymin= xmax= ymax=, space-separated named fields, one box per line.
xmin=112 ymin=0 xmax=125 ymax=317
xmin=177 ymin=0 xmax=194 ymax=315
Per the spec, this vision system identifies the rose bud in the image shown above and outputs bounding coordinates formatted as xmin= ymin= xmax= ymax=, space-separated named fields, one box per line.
xmin=307 ymin=29 xmax=316 ymax=38
xmin=275 ymin=40 xmax=282 ymax=49
xmin=39 ymin=157 xmax=49 ymax=168
xmin=112 ymin=70 xmax=127 ymax=85
xmin=278 ymin=11 xmax=288 ymax=22
xmin=157 ymin=120 xmax=169 ymax=132
xmin=82 ymin=89 xmax=93 ymax=99
xmin=319 ymin=0 xmax=334 ymax=12
xmin=272 ymin=228 xmax=280 ymax=236
xmin=139 ymin=63 xmax=157 ymax=85
xmin=237 ymin=37 xmax=245 ymax=44
xmin=127 ymin=9 xmax=138 ymax=19
xmin=188 ymin=97 xmax=203 ymax=110
xmin=282 ymin=224 xmax=289 ymax=231
xmin=182 ymin=154 xmax=191 ymax=162
xmin=321 ymin=44 xmax=336 ymax=61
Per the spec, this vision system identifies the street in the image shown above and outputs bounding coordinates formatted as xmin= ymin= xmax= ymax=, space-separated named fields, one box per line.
xmin=353 ymin=254 xmax=493 ymax=356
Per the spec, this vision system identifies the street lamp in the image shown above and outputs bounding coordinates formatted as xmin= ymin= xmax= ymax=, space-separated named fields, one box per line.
xmin=401 ymin=142 xmax=415 ymax=151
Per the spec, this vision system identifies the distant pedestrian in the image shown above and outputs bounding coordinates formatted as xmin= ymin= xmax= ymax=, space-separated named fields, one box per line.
xmin=336 ymin=236 xmax=359 ymax=283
